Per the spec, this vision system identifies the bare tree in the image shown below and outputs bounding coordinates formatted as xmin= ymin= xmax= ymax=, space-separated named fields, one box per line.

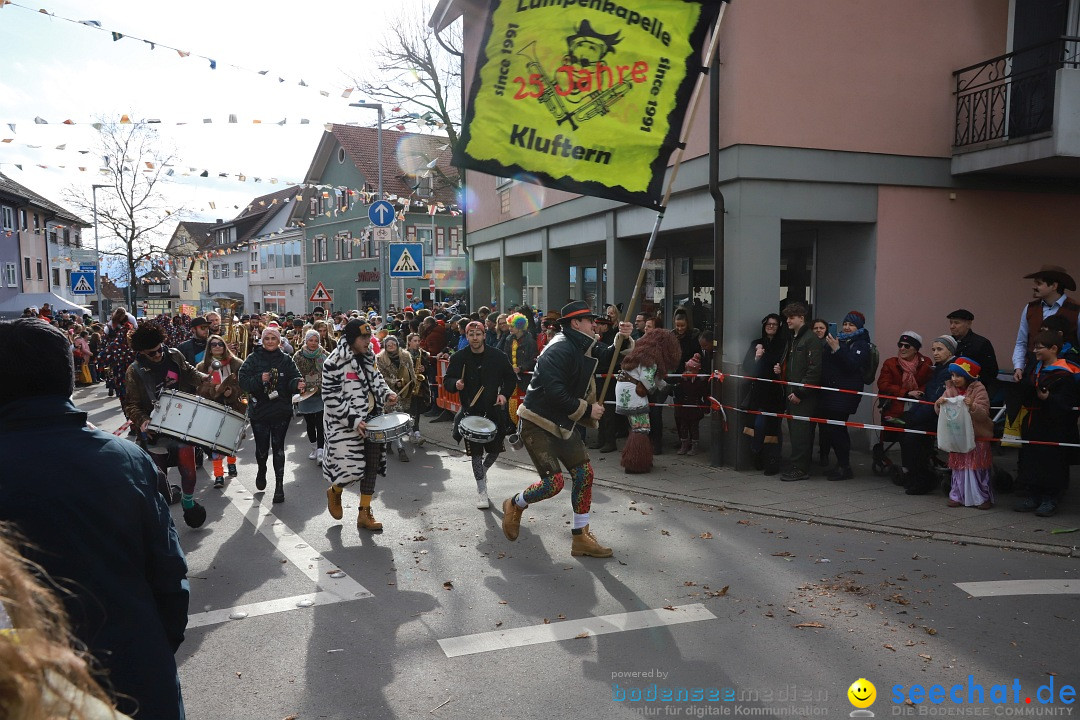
xmin=64 ymin=122 xmax=185 ymax=304
xmin=350 ymin=3 xmax=462 ymax=192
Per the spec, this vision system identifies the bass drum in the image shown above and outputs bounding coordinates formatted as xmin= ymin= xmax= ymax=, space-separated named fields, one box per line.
xmin=147 ymin=389 xmax=249 ymax=456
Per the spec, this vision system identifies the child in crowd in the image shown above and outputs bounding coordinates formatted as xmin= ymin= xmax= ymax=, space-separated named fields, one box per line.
xmin=1014 ymin=331 xmax=1080 ymax=517
xmin=935 ymin=357 xmax=994 ymax=509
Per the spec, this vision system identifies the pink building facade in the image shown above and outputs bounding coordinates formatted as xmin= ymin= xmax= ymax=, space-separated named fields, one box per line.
xmin=433 ymin=0 xmax=1080 ymax=460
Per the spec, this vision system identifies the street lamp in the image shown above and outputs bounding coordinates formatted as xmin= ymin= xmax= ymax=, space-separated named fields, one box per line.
xmin=348 ymin=101 xmax=387 ymax=313
xmin=91 ymin=183 xmax=108 ymax=321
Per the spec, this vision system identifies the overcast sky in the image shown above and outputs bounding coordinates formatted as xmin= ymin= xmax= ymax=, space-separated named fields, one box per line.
xmin=0 ymin=0 xmax=444 ymax=233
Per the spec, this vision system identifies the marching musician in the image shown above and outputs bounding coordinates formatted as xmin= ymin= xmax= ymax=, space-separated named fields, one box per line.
xmin=444 ymin=321 xmax=517 ymax=509
xmin=323 ymin=319 xmax=398 ymax=532
xmin=375 ymin=335 xmax=421 ymax=464
xmin=196 ymin=334 xmax=245 ymax=488
xmin=405 ymin=333 xmax=431 ymax=445
xmin=237 ymin=327 xmax=305 ymax=505
xmin=501 ymin=301 xmax=633 ymax=557
xmin=123 ymin=323 xmax=209 ymax=528
xmin=293 ymin=330 xmax=329 ymax=465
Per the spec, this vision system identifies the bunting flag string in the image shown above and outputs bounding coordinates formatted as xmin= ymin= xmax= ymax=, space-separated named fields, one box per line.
xmin=0 ymin=1 xmax=363 ymax=104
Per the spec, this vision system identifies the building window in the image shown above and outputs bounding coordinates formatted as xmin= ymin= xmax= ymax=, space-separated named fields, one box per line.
xmin=317 ymin=236 xmax=327 ymax=262
xmin=182 ymin=279 xmax=189 ymax=292
xmin=338 ymin=232 xmax=352 ymax=260
xmin=33 ymin=213 xmax=40 ymax=233
xmin=52 ymin=268 xmax=61 ymax=287
xmin=337 ymin=147 xmax=346 ymax=164
xmin=234 ymin=261 xmax=242 ymax=276
xmin=251 ymin=263 xmax=257 ymax=275
xmin=260 ymin=246 xmax=268 ymax=270
xmin=291 ymin=240 xmax=301 ymax=268
xmin=416 ymin=226 xmax=433 ymax=256
xmin=212 ymin=265 xmax=220 ymax=280
xmin=449 ymin=227 xmax=461 ymax=256
xmin=0 ymin=206 xmax=12 ymax=231
xmin=221 ymin=263 xmax=230 ymax=278
xmin=36 ymin=259 xmax=42 ymax=280
xmin=4 ymin=263 xmax=16 ymax=287
xmin=63 ymin=228 xmax=71 ymax=245
xmin=500 ymin=189 xmax=510 ymax=214
xmin=65 ymin=269 xmax=72 ymax=289
xmin=49 ymin=229 xmax=58 ymax=244
xmin=275 ymin=245 xmax=284 ymax=269
xmin=18 ymin=209 xmax=27 ymax=230
xmin=338 ymin=189 xmax=349 ymax=213
xmin=263 ymin=290 xmax=287 ymax=315
xmin=24 ymin=257 xmax=30 ymax=281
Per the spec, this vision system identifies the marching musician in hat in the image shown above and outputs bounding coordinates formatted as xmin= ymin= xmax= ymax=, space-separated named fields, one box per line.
xmin=500 ymin=300 xmax=633 ymax=558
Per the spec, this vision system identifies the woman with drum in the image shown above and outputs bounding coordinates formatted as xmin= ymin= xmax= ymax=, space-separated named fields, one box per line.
xmin=444 ymin=321 xmax=518 ymax=509
xmin=294 ymin=330 xmax=329 ymax=465
xmin=122 ymin=323 xmax=209 ymax=528
xmin=322 ymin=319 xmax=399 ymax=532
xmin=238 ymin=327 xmax=305 ymax=504
xmin=197 ymin=334 xmax=245 ymax=488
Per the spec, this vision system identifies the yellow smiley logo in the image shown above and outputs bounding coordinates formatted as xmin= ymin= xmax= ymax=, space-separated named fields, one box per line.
xmin=848 ymin=678 xmax=876 ymax=709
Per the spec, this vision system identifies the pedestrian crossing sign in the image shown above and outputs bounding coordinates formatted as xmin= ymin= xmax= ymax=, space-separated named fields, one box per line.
xmin=388 ymin=242 xmax=424 ymax=278
xmin=71 ymin=270 xmax=95 ymax=295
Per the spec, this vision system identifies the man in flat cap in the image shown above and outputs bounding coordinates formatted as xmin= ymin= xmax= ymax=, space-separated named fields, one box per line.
xmin=947 ymin=309 xmax=999 ymax=396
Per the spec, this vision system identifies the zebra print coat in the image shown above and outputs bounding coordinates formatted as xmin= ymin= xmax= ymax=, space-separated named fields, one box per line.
xmin=322 ymin=339 xmax=394 ymax=487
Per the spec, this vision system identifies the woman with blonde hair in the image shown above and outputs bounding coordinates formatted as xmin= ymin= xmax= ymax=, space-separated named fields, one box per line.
xmin=0 ymin=525 xmax=134 ymax=719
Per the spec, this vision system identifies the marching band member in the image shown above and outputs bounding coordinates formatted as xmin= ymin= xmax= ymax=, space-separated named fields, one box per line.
xmin=444 ymin=321 xmax=517 ymax=509
xmin=123 ymin=323 xmax=209 ymax=528
xmin=375 ymin=335 xmax=420 ymax=463
xmin=323 ymin=319 xmax=398 ymax=531
xmin=502 ymin=301 xmax=633 ymax=557
xmin=293 ymin=329 xmax=329 ymax=464
xmin=237 ymin=327 xmax=305 ymax=504
xmin=406 ymin=333 xmax=431 ymax=445
xmin=196 ymin=334 xmax=244 ymax=488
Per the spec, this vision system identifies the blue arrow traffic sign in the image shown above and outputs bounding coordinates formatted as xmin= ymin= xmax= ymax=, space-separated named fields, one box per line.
xmin=368 ymin=200 xmax=396 ymax=227
xmin=71 ymin=271 xmax=96 ymax=295
xmin=388 ymin=243 xmax=424 ymax=278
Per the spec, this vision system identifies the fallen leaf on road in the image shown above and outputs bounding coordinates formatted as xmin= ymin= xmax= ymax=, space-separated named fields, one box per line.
xmin=663 ymin=605 xmax=676 ymax=611
xmin=661 ymin=529 xmax=671 ymax=536
xmin=498 ymin=600 xmax=508 ymax=605
xmin=684 ymin=581 xmax=697 ymax=587
xmin=794 ymin=622 xmax=824 ymax=629
xmin=764 ymin=611 xmax=774 ymax=618
xmin=923 ymin=626 xmax=938 ymax=636
xmin=495 ymin=621 xmax=503 ymax=627
xmin=737 ymin=520 xmax=751 ymax=525
xmin=700 ymin=532 xmax=714 ymax=539
xmin=786 ymin=607 xmax=798 ymax=614
xmin=235 ymin=672 xmax=242 ymax=678
xmin=283 ymin=715 xmax=299 ymax=720
xmin=772 ymin=551 xmax=794 ymax=557
xmin=919 ymin=654 xmax=932 ymax=661
xmin=575 ymin=632 xmax=590 ymax=639
xmin=557 ymin=614 xmax=566 ymax=619
xmin=543 ymin=618 xmax=551 ymax=624
xmin=443 ymin=581 xmax=453 ymax=590
xmin=905 ymin=640 xmax=916 ymax=647
xmin=705 ymin=586 xmax=729 ymax=598
xmin=413 ymin=535 xmax=427 ymax=542
xmin=884 ymin=644 xmax=896 ymax=651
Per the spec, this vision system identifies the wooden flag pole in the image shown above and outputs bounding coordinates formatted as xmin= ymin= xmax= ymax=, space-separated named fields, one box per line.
xmin=599 ymin=2 xmax=729 ymax=402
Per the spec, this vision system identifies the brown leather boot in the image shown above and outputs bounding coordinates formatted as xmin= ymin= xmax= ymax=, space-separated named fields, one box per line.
xmin=357 ymin=506 xmax=383 ymax=531
xmin=571 ymin=525 xmax=613 ymax=557
xmin=501 ymin=497 xmax=525 ymax=541
xmin=326 ymin=485 xmax=344 ymax=520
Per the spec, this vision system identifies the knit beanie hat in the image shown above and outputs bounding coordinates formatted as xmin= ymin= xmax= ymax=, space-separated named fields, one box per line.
xmin=949 ymin=356 xmax=981 ymax=380
xmin=898 ymin=331 xmax=923 ymax=350
xmin=843 ymin=311 xmax=866 ymax=329
xmin=932 ymin=335 xmax=958 ymax=356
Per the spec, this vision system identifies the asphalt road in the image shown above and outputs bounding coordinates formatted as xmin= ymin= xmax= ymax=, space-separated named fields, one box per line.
xmin=78 ymin=388 xmax=1079 ymax=720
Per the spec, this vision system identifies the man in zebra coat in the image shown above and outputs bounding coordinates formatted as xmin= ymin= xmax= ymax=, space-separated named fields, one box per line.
xmin=323 ymin=319 xmax=399 ymax=531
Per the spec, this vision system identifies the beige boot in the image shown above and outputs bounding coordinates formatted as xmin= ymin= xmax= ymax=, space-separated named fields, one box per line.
xmin=501 ymin=497 xmax=525 ymax=541
xmin=357 ymin=506 xmax=383 ymax=531
xmin=326 ymin=485 xmax=344 ymax=520
xmin=571 ymin=525 xmax=613 ymax=558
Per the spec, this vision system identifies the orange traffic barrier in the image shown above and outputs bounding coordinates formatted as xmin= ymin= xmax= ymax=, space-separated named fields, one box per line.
xmin=435 ymin=356 xmax=461 ymax=414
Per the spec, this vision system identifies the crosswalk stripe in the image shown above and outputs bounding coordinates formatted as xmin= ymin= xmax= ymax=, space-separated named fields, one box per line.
xmin=955 ymin=579 xmax=1079 ymax=597
xmin=437 ymin=603 xmax=716 ymax=658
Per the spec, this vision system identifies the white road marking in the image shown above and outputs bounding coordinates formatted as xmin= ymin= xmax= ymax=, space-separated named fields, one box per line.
xmin=437 ymin=603 xmax=716 ymax=658
xmin=955 ymin=579 xmax=1078 ymax=597
xmin=186 ymin=486 xmax=373 ymax=629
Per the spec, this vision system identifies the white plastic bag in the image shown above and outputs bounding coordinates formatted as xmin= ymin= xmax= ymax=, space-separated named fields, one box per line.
xmin=937 ymin=396 xmax=975 ymax=453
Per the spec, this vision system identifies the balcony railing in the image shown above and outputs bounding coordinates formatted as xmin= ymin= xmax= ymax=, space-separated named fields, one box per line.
xmin=953 ymin=36 xmax=1080 ymax=149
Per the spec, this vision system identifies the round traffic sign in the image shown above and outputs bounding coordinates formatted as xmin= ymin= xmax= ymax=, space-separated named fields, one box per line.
xmin=429 ymin=278 xmax=436 ymax=293
xmin=405 ymin=288 xmax=414 ymax=300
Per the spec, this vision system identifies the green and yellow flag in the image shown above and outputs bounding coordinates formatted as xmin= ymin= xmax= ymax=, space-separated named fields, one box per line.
xmin=455 ymin=0 xmax=721 ymax=209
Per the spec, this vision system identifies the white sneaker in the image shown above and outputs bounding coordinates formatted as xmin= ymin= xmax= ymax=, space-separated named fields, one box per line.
xmin=414 ymin=431 xmax=425 ymax=447
xmin=308 ymin=446 xmax=318 ymax=460
xmin=316 ymin=447 xmax=324 ymax=464
xmin=476 ymin=492 xmax=490 ymax=510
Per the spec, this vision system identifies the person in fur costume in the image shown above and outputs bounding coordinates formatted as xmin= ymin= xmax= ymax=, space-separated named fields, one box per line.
xmin=616 ymin=328 xmax=682 ymax=473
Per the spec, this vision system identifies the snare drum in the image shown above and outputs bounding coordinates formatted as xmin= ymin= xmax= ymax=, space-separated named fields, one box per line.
xmin=147 ymin=390 xmax=249 ymax=456
xmin=364 ymin=412 xmax=412 ymax=443
xmin=459 ymin=415 xmax=498 ymax=443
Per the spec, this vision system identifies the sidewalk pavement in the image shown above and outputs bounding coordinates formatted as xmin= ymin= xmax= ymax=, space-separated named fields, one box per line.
xmin=417 ymin=412 xmax=1080 ymax=558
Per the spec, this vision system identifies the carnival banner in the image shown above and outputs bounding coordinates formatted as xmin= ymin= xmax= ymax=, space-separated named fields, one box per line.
xmin=454 ymin=0 xmax=721 ymax=209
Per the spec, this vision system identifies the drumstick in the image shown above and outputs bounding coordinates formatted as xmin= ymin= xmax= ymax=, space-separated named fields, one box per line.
xmin=469 ymin=386 xmax=485 ymax=408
